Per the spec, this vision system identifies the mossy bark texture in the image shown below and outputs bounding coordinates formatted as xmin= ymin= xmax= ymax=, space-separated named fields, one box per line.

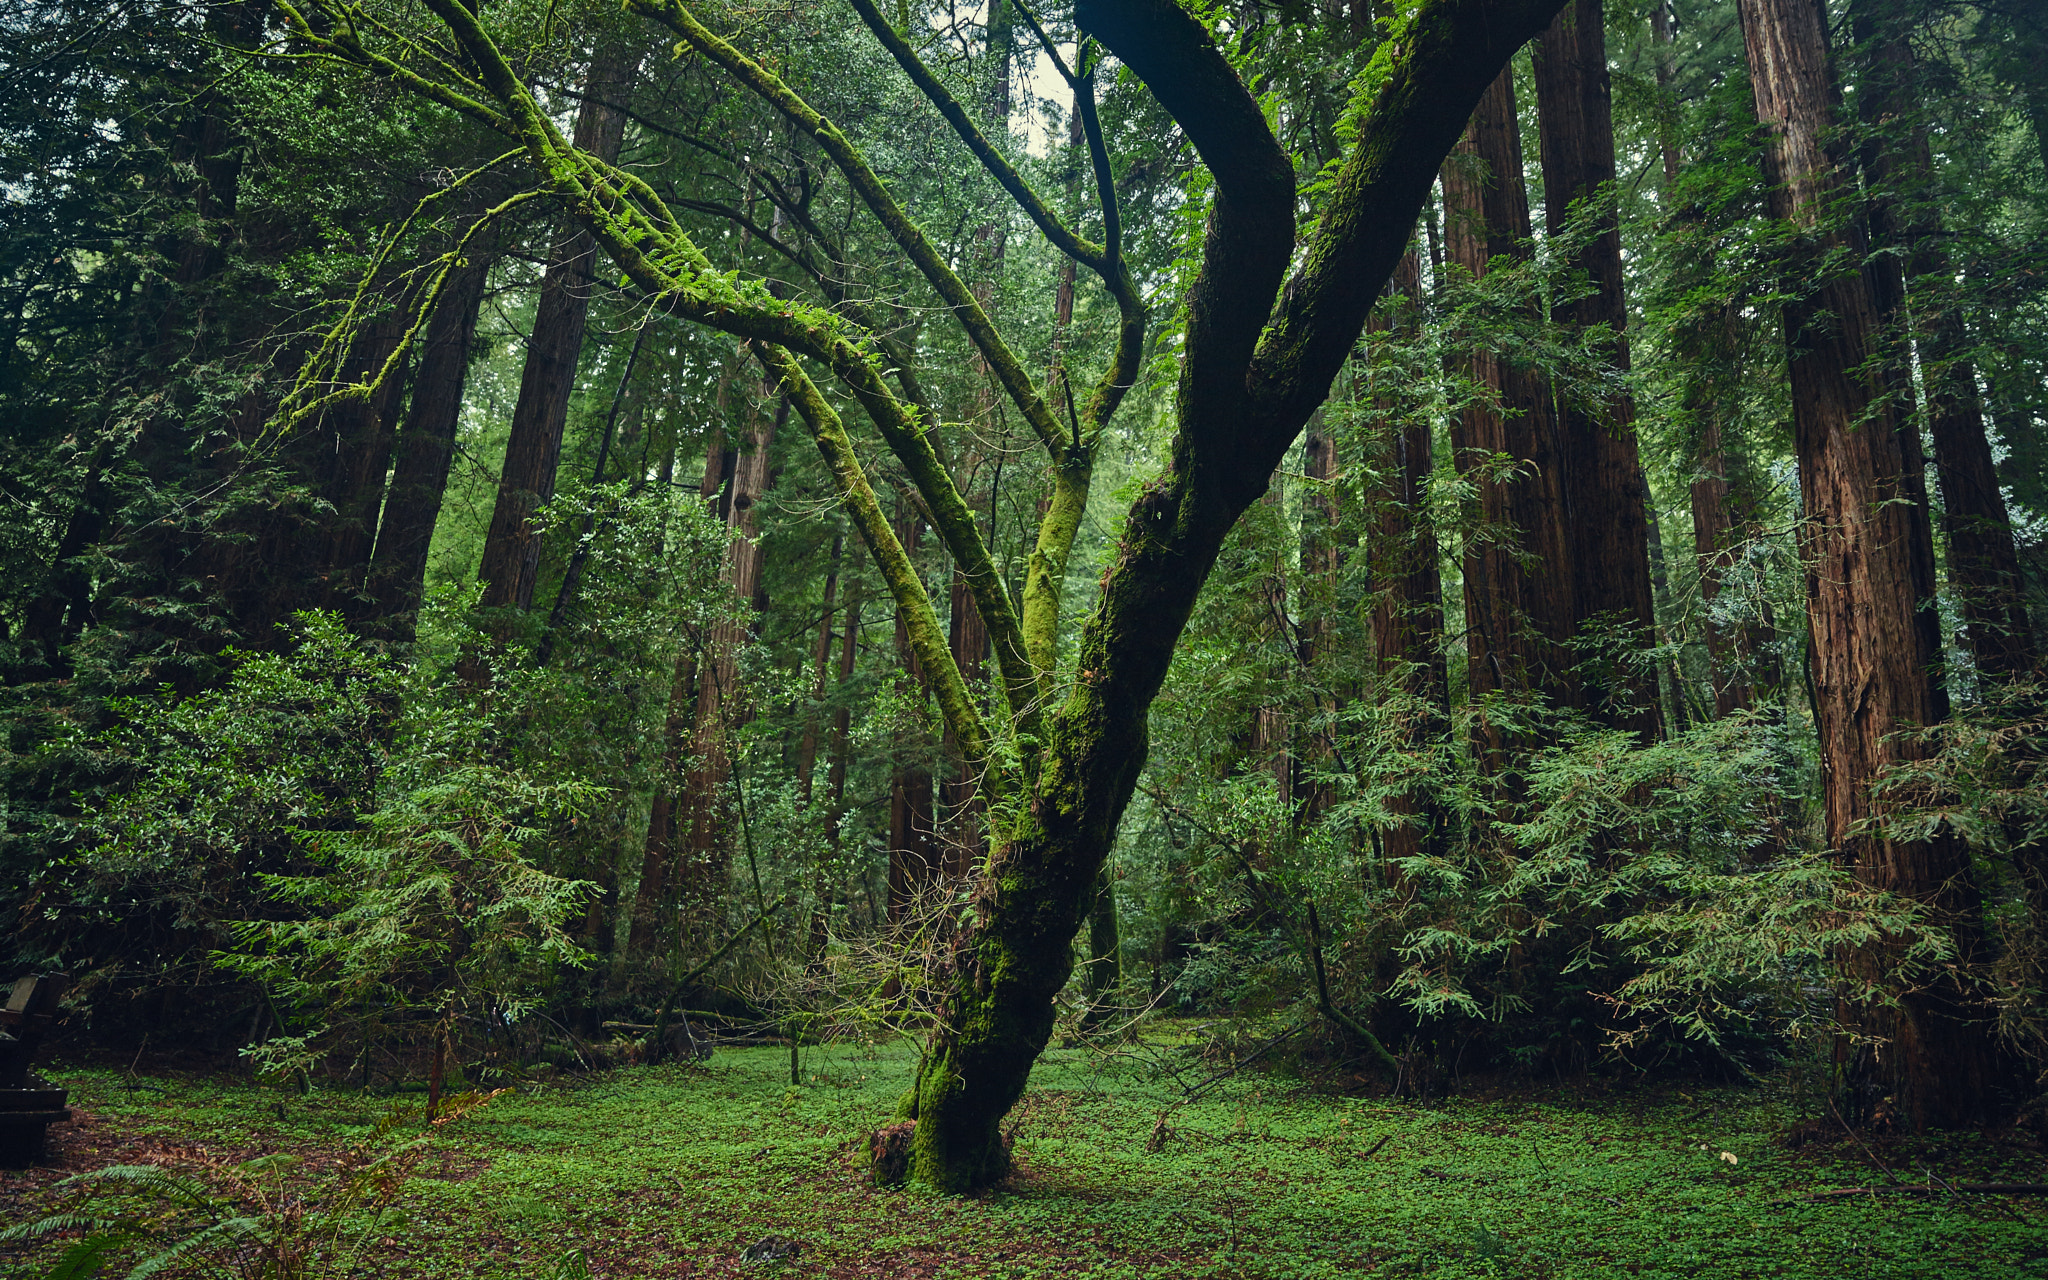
xmin=289 ymin=0 xmax=1567 ymax=1194
xmin=893 ymin=0 xmax=1570 ymax=1191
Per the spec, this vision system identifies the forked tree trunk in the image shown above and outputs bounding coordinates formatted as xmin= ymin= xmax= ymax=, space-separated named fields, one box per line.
xmin=892 ymin=0 xmax=1571 ymax=1190
xmin=1738 ymin=0 xmax=2013 ymax=1128
xmin=1532 ymin=0 xmax=1661 ymax=740
xmin=475 ymin=42 xmax=638 ymax=618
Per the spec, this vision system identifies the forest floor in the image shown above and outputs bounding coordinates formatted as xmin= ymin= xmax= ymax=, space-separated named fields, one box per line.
xmin=4 ymin=1028 xmax=2045 ymax=1279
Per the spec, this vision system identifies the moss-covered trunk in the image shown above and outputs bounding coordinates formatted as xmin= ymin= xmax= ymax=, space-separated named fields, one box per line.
xmin=892 ymin=0 xmax=1569 ymax=1191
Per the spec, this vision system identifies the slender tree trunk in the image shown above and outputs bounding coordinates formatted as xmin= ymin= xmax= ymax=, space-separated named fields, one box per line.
xmin=1441 ymin=65 xmax=1575 ymax=766
xmin=943 ymin=569 xmax=990 ymax=880
xmin=1082 ymin=864 xmax=1121 ymax=1015
xmin=1362 ymin=251 xmax=1447 ymax=861
xmin=363 ymin=244 xmax=492 ymax=639
xmin=633 ymin=648 xmax=698 ymax=955
xmin=1738 ymin=0 xmax=2013 ymax=1128
xmin=888 ymin=511 xmax=941 ymax=923
xmin=321 ymin=290 xmax=414 ymax=615
xmin=679 ymin=391 xmax=782 ymax=900
xmin=1532 ymin=0 xmax=1662 ymax=740
xmin=798 ymin=535 xmax=844 ymax=802
xmin=828 ymin=579 xmax=860 ymax=853
xmin=938 ymin=2 xmax=1012 ymax=885
xmin=1689 ymin=416 xmax=1761 ymax=716
xmin=475 ymin=41 xmax=638 ymax=618
xmin=1853 ymin=0 xmax=2034 ymax=678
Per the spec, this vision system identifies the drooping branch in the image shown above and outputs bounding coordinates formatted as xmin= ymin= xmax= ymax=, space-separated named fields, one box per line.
xmin=754 ymin=342 xmax=995 ymax=769
xmin=631 ymin=0 xmax=1072 ymax=460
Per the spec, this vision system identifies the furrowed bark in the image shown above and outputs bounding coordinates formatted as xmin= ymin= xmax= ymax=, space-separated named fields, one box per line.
xmin=1441 ymin=65 xmax=1575 ymax=766
xmin=1738 ymin=0 xmax=2013 ymax=1128
xmin=1852 ymin=0 xmax=2034 ymax=679
xmin=1532 ymin=0 xmax=1662 ymax=740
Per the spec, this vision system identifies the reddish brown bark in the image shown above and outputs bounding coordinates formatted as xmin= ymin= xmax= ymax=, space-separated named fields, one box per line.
xmin=1853 ymin=0 xmax=2034 ymax=678
xmin=942 ymin=567 xmax=990 ymax=881
xmin=475 ymin=42 xmax=638 ymax=617
xmin=1441 ymin=65 xmax=1575 ymax=759
xmin=1739 ymin=0 xmax=2011 ymax=1127
xmin=1532 ymin=0 xmax=1662 ymax=740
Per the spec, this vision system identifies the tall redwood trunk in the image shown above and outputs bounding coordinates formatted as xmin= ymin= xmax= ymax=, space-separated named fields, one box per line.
xmin=1738 ymin=0 xmax=2011 ymax=1127
xmin=475 ymin=42 xmax=638 ymax=617
xmin=1532 ymin=0 xmax=1661 ymax=740
xmin=363 ymin=246 xmax=492 ymax=638
xmin=1441 ymin=66 xmax=1575 ymax=763
xmin=1853 ymin=0 xmax=2034 ymax=678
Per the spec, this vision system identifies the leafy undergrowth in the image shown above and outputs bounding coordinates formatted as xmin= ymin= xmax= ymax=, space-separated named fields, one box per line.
xmin=5 ymin=1033 xmax=2046 ymax=1279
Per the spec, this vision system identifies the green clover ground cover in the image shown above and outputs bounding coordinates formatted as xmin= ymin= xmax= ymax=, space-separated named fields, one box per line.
xmin=7 ymin=1034 xmax=2045 ymax=1279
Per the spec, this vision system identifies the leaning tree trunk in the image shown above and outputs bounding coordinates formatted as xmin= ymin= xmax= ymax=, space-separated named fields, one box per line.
xmin=1738 ymin=0 xmax=2013 ymax=1128
xmin=474 ymin=41 xmax=638 ymax=618
xmin=1532 ymin=0 xmax=1662 ymax=741
xmin=892 ymin=0 xmax=1572 ymax=1191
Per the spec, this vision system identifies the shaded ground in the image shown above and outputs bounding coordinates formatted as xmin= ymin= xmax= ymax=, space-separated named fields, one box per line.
xmin=4 ymin=1032 xmax=2045 ymax=1278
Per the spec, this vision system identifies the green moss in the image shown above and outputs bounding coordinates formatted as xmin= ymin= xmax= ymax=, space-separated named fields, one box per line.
xmin=17 ymin=1040 xmax=2045 ymax=1278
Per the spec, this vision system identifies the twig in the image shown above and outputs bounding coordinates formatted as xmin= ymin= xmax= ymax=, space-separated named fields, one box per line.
xmin=1825 ymin=1092 xmax=1903 ymax=1186
xmin=1360 ymin=1134 xmax=1392 ymax=1162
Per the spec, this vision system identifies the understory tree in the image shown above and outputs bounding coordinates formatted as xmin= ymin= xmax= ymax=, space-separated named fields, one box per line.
xmin=273 ymin=0 xmax=1570 ymax=1189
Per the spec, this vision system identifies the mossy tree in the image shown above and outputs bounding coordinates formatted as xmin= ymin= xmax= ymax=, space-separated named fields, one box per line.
xmin=276 ymin=0 xmax=1567 ymax=1190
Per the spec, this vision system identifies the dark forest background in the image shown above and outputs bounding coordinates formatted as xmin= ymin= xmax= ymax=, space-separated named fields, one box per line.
xmin=4 ymin=0 xmax=2046 ymax=1157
